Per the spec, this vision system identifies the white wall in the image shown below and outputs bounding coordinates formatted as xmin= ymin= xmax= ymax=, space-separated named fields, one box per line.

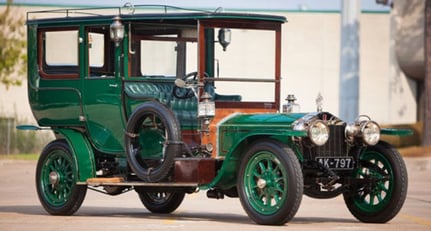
xmin=282 ymin=12 xmax=341 ymax=115
xmin=0 ymin=5 xmax=418 ymax=125
xmin=280 ymin=11 xmax=416 ymax=124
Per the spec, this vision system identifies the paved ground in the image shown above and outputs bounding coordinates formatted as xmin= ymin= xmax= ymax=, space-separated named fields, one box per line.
xmin=0 ymin=157 xmax=430 ymax=231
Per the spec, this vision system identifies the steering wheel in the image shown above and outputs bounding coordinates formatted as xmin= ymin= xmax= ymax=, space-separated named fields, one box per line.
xmin=173 ymin=72 xmax=204 ymax=99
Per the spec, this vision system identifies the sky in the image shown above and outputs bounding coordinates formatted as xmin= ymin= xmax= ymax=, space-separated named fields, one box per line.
xmin=4 ymin=0 xmax=392 ymax=12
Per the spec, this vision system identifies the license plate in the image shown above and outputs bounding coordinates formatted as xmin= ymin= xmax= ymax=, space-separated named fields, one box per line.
xmin=315 ymin=157 xmax=354 ymax=170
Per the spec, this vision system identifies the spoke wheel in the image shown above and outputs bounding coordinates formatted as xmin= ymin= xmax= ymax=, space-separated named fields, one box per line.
xmin=343 ymin=141 xmax=408 ymax=223
xmin=36 ymin=140 xmax=87 ymax=215
xmin=238 ymin=139 xmax=303 ymax=225
xmin=125 ymin=101 xmax=181 ymax=182
xmin=137 ymin=190 xmax=185 ymax=213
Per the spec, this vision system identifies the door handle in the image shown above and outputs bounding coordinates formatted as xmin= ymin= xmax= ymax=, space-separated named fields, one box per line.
xmin=109 ymin=84 xmax=118 ymax=88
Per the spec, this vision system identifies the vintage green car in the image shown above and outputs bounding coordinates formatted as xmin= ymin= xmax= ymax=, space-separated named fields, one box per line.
xmin=20 ymin=5 xmax=411 ymax=225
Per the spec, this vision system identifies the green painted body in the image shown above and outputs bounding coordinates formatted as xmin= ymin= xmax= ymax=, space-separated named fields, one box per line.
xmin=24 ymin=11 xmax=289 ymax=186
xmin=203 ymin=113 xmax=307 ymax=189
xmin=23 ymin=7 xmax=409 ymax=189
xmin=217 ymin=113 xmax=307 ymax=157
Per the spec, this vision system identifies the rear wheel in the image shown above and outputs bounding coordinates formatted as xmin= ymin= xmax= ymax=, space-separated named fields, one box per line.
xmin=343 ymin=141 xmax=408 ymax=223
xmin=137 ymin=190 xmax=185 ymax=213
xmin=238 ymin=139 xmax=303 ymax=225
xmin=36 ymin=140 xmax=87 ymax=215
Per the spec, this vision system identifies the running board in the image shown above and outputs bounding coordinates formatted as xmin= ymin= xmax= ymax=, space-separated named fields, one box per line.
xmin=79 ymin=158 xmax=215 ymax=187
xmin=79 ymin=177 xmax=198 ymax=187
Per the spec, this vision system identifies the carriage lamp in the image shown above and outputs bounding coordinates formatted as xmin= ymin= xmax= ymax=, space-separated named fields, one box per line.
xmin=218 ymin=28 xmax=231 ymax=51
xmin=282 ymin=94 xmax=300 ymax=113
xmin=293 ymin=117 xmax=329 ymax=146
xmin=198 ymin=92 xmax=215 ymax=118
xmin=361 ymin=120 xmax=381 ymax=145
xmin=345 ymin=115 xmax=381 ymax=146
xmin=198 ymin=92 xmax=215 ymax=131
xmin=308 ymin=120 xmax=329 ymax=146
xmin=110 ymin=16 xmax=124 ymax=46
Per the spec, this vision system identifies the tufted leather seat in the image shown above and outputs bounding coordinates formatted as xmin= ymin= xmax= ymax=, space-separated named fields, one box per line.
xmin=125 ymin=80 xmax=198 ymax=128
xmin=125 ymin=79 xmax=242 ymax=128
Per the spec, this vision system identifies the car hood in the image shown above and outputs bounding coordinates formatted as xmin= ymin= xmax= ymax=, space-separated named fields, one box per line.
xmin=218 ymin=112 xmax=308 ymax=135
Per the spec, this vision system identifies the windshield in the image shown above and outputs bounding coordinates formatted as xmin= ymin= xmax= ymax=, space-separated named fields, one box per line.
xmin=211 ymin=28 xmax=276 ymax=102
xmin=128 ymin=20 xmax=281 ymax=108
xmin=129 ymin=23 xmax=197 ymax=78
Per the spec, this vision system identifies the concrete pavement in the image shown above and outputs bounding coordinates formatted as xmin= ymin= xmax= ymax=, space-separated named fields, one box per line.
xmin=0 ymin=157 xmax=430 ymax=230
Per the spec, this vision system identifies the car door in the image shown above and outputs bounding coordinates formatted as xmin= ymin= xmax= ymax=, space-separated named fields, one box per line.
xmin=81 ymin=26 xmax=125 ymax=153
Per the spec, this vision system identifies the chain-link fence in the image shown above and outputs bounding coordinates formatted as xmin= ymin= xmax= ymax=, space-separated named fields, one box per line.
xmin=0 ymin=116 xmax=52 ymax=155
xmin=0 ymin=117 xmax=14 ymax=154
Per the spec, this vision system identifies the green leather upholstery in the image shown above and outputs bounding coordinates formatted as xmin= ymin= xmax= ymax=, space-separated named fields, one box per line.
xmin=125 ymin=79 xmax=242 ymax=128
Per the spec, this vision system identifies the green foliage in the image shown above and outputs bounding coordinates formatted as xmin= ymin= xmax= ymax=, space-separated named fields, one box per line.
xmin=0 ymin=0 xmax=26 ymax=89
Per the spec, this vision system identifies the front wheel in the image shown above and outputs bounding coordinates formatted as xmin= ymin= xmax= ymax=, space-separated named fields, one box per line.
xmin=36 ymin=140 xmax=87 ymax=215
xmin=238 ymin=139 xmax=303 ymax=225
xmin=136 ymin=190 xmax=185 ymax=213
xmin=343 ymin=141 xmax=408 ymax=223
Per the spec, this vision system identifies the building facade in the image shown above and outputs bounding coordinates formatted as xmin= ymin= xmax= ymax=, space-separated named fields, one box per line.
xmin=0 ymin=4 xmax=417 ymax=125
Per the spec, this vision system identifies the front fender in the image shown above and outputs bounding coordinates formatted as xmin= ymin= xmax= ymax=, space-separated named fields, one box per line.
xmin=216 ymin=113 xmax=307 ymax=157
xmin=204 ymin=113 xmax=306 ymax=190
xmin=381 ymin=128 xmax=413 ymax=136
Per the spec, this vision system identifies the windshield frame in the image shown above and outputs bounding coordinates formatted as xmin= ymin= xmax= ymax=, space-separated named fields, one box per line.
xmin=198 ymin=19 xmax=282 ymax=110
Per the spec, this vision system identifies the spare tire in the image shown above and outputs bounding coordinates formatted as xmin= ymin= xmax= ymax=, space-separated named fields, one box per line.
xmin=125 ymin=101 xmax=182 ymax=182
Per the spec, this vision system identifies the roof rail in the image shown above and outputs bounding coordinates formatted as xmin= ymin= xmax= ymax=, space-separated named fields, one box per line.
xmin=27 ymin=3 xmax=221 ymax=21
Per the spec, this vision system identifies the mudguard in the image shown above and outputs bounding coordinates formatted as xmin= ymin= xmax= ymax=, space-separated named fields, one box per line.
xmin=55 ymin=128 xmax=96 ymax=182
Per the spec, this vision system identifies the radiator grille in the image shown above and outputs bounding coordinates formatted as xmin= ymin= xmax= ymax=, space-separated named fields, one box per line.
xmin=302 ymin=125 xmax=349 ymax=158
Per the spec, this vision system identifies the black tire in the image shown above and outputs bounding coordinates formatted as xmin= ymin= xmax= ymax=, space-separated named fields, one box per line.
xmin=125 ymin=101 xmax=182 ymax=182
xmin=137 ymin=190 xmax=185 ymax=213
xmin=238 ymin=139 xmax=303 ymax=225
xmin=343 ymin=141 xmax=408 ymax=223
xmin=36 ymin=140 xmax=87 ymax=215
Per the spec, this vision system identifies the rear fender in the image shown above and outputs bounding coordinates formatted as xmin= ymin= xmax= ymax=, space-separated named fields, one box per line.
xmin=54 ymin=128 xmax=96 ymax=182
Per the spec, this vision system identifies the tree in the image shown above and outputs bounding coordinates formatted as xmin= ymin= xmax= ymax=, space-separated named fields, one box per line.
xmin=0 ymin=0 xmax=26 ymax=89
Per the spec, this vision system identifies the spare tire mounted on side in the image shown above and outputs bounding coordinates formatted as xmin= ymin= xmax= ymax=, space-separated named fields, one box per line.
xmin=125 ymin=101 xmax=182 ymax=182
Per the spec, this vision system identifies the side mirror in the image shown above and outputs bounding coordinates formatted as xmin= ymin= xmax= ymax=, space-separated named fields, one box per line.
xmin=218 ymin=28 xmax=231 ymax=51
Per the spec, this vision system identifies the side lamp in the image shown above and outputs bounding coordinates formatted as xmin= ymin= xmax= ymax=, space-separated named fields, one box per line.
xmin=218 ymin=28 xmax=231 ymax=51
xmin=110 ymin=16 xmax=125 ymax=46
xmin=198 ymin=92 xmax=215 ymax=132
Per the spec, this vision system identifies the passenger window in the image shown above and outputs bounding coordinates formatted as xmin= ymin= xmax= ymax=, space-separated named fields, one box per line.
xmin=132 ymin=28 xmax=198 ymax=78
xmin=88 ymin=32 xmax=104 ymax=68
xmin=86 ymin=27 xmax=114 ymax=78
xmin=140 ymin=40 xmax=177 ymax=76
xmin=139 ymin=39 xmax=197 ymax=77
xmin=39 ymin=29 xmax=79 ymax=79
xmin=45 ymin=31 xmax=78 ymax=66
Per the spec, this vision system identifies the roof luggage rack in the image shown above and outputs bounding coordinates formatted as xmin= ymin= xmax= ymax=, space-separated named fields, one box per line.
xmin=27 ymin=3 xmax=222 ymax=21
